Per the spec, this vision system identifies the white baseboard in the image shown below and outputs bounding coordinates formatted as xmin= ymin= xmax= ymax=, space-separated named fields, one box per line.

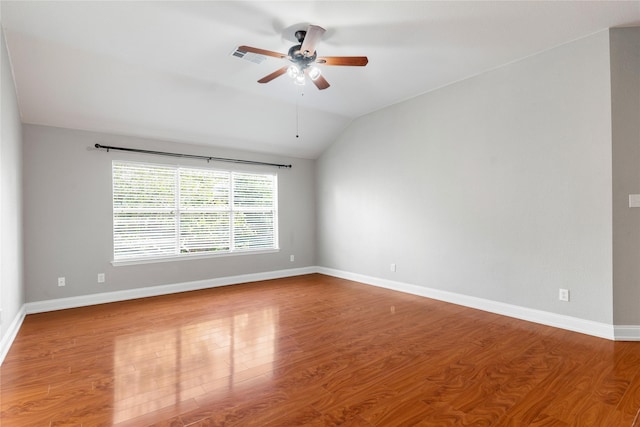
xmin=317 ymin=267 xmax=624 ymax=341
xmin=0 ymin=305 xmax=26 ymax=365
xmin=24 ymin=267 xmax=316 ymax=314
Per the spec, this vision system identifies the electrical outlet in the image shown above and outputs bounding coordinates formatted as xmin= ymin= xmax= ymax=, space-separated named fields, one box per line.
xmin=390 ymin=263 xmax=397 ymax=272
xmin=58 ymin=277 xmax=66 ymax=287
xmin=559 ymin=288 xmax=569 ymax=302
xmin=290 ymin=255 xmax=295 ymax=262
xmin=97 ymin=273 xmax=105 ymax=283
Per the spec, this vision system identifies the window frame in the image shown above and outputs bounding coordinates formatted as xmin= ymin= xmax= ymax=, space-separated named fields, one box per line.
xmin=111 ymin=160 xmax=279 ymax=266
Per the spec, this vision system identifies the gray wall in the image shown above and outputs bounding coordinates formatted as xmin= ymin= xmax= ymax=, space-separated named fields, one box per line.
xmin=611 ymin=27 xmax=640 ymax=325
xmin=1 ymin=29 xmax=24 ymax=340
xmin=317 ymin=30 xmax=614 ymax=323
xmin=23 ymin=125 xmax=316 ymax=302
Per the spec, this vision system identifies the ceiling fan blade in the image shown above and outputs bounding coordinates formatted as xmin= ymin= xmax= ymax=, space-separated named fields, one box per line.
xmin=300 ymin=25 xmax=326 ymax=57
xmin=316 ymin=56 xmax=369 ymax=66
xmin=311 ymin=74 xmax=330 ymax=90
xmin=238 ymin=45 xmax=287 ymax=60
xmin=258 ymin=66 xmax=289 ymax=84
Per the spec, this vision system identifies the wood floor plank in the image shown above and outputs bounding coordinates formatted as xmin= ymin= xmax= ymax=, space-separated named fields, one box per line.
xmin=2 ymin=273 xmax=640 ymax=426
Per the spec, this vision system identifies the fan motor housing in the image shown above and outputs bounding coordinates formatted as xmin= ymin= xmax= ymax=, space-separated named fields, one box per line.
xmin=288 ymin=44 xmax=317 ymax=67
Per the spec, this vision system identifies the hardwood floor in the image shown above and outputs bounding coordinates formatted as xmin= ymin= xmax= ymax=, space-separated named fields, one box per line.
xmin=2 ymin=274 xmax=640 ymax=426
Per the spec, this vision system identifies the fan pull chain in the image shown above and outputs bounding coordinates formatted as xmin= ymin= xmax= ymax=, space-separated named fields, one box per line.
xmin=295 ymin=87 xmax=304 ymax=138
xmin=296 ymin=96 xmax=299 ymax=138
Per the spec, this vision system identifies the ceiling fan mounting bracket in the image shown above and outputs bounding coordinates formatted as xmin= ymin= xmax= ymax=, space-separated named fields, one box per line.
xmin=294 ymin=30 xmax=307 ymax=43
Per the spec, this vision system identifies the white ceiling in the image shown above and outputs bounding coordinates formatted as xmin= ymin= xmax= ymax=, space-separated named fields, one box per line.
xmin=1 ymin=1 xmax=639 ymax=159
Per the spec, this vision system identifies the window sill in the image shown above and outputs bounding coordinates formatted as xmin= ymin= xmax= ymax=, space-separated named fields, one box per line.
xmin=111 ymin=248 xmax=280 ymax=267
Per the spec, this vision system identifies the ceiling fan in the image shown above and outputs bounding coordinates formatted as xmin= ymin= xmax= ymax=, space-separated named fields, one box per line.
xmin=237 ymin=25 xmax=368 ymax=90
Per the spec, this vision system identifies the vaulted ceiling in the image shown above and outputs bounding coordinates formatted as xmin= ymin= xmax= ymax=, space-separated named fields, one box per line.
xmin=1 ymin=1 xmax=638 ymax=159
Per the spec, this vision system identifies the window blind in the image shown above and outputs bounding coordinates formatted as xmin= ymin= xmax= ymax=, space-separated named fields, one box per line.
xmin=113 ymin=161 xmax=278 ymax=262
xmin=233 ymin=173 xmax=277 ymax=251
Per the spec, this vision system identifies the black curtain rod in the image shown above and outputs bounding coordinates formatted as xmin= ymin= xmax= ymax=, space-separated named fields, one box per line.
xmin=94 ymin=144 xmax=292 ymax=169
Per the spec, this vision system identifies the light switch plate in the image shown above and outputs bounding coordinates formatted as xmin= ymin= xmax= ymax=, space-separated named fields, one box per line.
xmin=629 ymin=194 xmax=640 ymax=208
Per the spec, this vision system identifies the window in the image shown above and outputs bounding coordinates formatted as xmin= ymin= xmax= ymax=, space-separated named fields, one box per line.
xmin=112 ymin=161 xmax=278 ymax=262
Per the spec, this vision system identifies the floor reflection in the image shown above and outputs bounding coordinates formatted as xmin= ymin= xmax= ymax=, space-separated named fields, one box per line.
xmin=113 ymin=307 xmax=278 ymax=423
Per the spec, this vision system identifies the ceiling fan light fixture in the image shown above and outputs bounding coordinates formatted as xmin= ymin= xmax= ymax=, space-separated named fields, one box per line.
xmin=308 ymin=66 xmax=322 ymax=81
xmin=287 ymin=65 xmax=300 ymax=79
xmin=294 ymin=73 xmax=306 ymax=86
